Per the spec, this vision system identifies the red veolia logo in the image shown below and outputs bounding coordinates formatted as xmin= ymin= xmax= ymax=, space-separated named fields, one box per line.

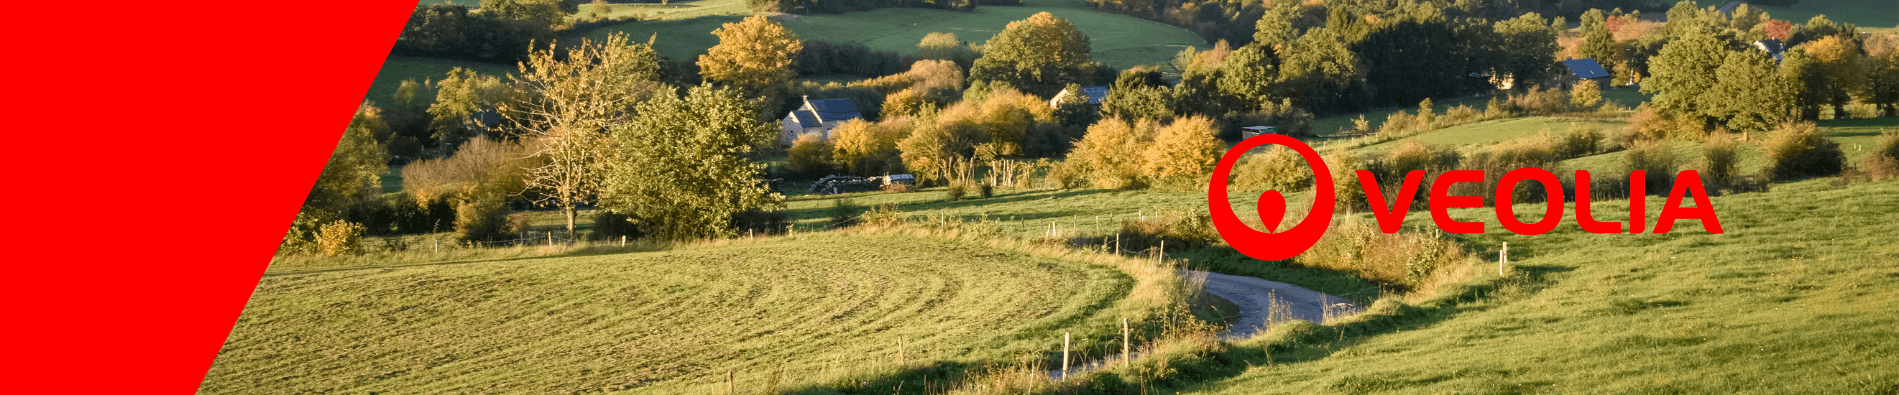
xmin=1208 ymin=135 xmax=1724 ymax=261
xmin=1207 ymin=134 xmax=1335 ymax=261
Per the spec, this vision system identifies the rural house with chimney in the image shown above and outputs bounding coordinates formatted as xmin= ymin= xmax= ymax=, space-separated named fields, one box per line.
xmin=780 ymin=96 xmax=862 ymax=145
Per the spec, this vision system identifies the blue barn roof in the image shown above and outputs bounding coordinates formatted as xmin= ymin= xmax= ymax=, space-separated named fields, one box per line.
xmin=1563 ymin=58 xmax=1611 ymax=80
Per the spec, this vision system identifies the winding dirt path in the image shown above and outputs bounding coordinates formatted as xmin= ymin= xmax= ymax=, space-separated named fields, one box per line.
xmin=1049 ymin=271 xmax=1361 ymax=379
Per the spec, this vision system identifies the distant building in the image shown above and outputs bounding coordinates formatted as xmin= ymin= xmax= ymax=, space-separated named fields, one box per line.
xmin=1561 ymin=58 xmax=1613 ymax=89
xmin=1753 ymin=39 xmax=1786 ymax=63
xmin=1048 ymin=85 xmax=1109 ymax=108
xmin=780 ymin=96 xmax=863 ymax=145
xmin=1240 ymin=126 xmax=1278 ymax=140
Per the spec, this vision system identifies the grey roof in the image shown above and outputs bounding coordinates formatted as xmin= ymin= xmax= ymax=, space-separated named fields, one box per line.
xmin=1563 ymin=58 xmax=1611 ymax=80
xmin=800 ymin=98 xmax=862 ymax=126
xmin=789 ymin=110 xmax=819 ymax=128
xmin=1078 ymin=86 xmax=1109 ymax=104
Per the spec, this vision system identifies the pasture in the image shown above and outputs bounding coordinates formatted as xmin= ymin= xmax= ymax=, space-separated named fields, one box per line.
xmin=207 ymin=234 xmax=1177 ymax=394
xmin=1170 ymin=176 xmax=1899 ymax=393
xmin=582 ymin=0 xmax=1210 ymax=70
xmin=1694 ymin=0 xmax=1897 ymax=32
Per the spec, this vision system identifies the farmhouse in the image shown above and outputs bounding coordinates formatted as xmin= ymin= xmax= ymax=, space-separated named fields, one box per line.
xmin=1753 ymin=39 xmax=1786 ymax=62
xmin=781 ymin=96 xmax=862 ymax=145
xmin=1561 ymin=58 xmax=1612 ymax=89
xmin=1240 ymin=126 xmax=1278 ymax=140
xmin=1048 ymin=85 xmax=1109 ymax=108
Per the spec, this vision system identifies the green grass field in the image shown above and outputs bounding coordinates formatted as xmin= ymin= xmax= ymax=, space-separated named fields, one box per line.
xmin=582 ymin=0 xmax=1208 ymax=70
xmin=209 ymin=234 xmax=1163 ymax=394
xmin=1695 ymin=0 xmax=1897 ymax=32
xmin=1168 ymin=175 xmax=1899 ymax=393
xmin=361 ymin=55 xmax=517 ymax=108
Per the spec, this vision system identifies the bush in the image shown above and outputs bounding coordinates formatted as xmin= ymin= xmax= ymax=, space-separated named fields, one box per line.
xmin=1300 ymin=221 xmax=1472 ymax=292
xmin=881 ymin=183 xmax=917 ymax=193
xmin=314 ymin=220 xmax=366 ymax=257
xmin=1622 ymin=140 xmax=1680 ymax=194
xmin=978 ymin=183 xmax=995 ymax=198
xmin=787 ymin=133 xmax=836 ymax=177
xmin=1069 ymin=118 xmax=1154 ymax=189
xmin=1857 ymin=129 xmax=1899 ymax=181
xmin=454 ymin=195 xmax=518 ymax=243
xmin=1230 ymin=146 xmax=1313 ymax=192
xmin=1701 ymin=133 xmax=1741 ymax=190
xmin=1570 ymin=81 xmax=1603 ymax=109
xmin=944 ymin=182 xmax=969 ymax=201
xmin=1762 ymin=122 xmax=1845 ymax=181
xmin=827 ymin=199 xmax=860 ymax=228
xmin=1556 ymin=127 xmax=1604 ymax=159
xmin=1100 ymin=211 xmax=1221 ymax=253
xmin=1502 ymin=86 xmax=1571 ymax=116
xmin=589 ymin=211 xmax=644 ymax=241
xmin=1045 ymin=160 xmax=1088 ymax=190
xmin=1143 ymin=115 xmax=1223 ymax=186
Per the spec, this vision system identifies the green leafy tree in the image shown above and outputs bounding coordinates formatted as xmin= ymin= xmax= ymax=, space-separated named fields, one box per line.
xmin=1277 ymin=29 xmax=1368 ymax=114
xmin=968 ymin=12 xmax=1097 ymax=97
xmin=480 ymin=0 xmax=579 ymax=29
xmin=1702 ymin=50 xmax=1793 ymax=133
xmin=503 ymin=33 xmax=664 ymax=239
xmin=1643 ymin=28 xmax=1739 ymax=126
xmin=302 ymin=102 xmax=392 ymax=225
xmin=427 ymin=67 xmax=509 ymax=155
xmin=1100 ymin=67 xmax=1173 ymax=122
xmin=917 ymin=32 xmax=977 ymax=68
xmin=602 ymin=85 xmax=780 ymax=240
xmin=1492 ymin=13 xmax=1560 ymax=90
xmin=1216 ymin=44 xmax=1278 ymax=110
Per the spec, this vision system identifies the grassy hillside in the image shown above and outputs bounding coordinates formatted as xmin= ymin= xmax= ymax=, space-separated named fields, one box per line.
xmin=1169 ymin=175 xmax=1899 ymax=394
xmin=1694 ymin=0 xmax=1897 ymax=32
xmin=583 ymin=0 xmax=1209 ymax=70
xmin=207 ymin=234 xmax=1169 ymax=394
xmin=360 ymin=55 xmax=516 ymax=109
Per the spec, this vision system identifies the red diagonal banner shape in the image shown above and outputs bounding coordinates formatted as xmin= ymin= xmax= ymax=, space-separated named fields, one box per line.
xmin=0 ymin=1 xmax=417 ymax=393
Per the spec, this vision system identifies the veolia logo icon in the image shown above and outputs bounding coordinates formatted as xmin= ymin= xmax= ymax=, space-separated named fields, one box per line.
xmin=1208 ymin=134 xmax=1724 ymax=261
xmin=1207 ymin=134 xmax=1335 ymax=261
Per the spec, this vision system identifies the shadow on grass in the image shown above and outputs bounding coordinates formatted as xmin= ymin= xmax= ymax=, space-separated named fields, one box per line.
xmin=782 ymin=189 xmax=1115 ymax=220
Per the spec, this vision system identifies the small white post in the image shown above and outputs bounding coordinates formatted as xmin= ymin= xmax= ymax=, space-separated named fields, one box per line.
xmin=1062 ymin=332 xmax=1071 ymax=380
xmin=1500 ymin=242 xmax=1509 ymax=276
xmin=620 ymin=235 xmax=627 ymax=247
xmin=1122 ymin=318 xmax=1131 ymax=369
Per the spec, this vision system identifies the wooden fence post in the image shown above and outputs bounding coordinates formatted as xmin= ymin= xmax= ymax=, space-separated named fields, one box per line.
xmin=726 ymin=370 xmax=734 ymax=395
xmin=1122 ymin=318 xmax=1131 ymax=369
xmin=1500 ymin=242 xmax=1509 ymax=276
xmin=620 ymin=235 xmax=627 ymax=247
xmin=1062 ymin=332 xmax=1070 ymax=380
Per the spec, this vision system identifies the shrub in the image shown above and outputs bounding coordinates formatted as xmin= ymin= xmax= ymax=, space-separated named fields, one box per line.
xmin=1299 ymin=221 xmax=1472 ymax=293
xmin=978 ymin=183 xmax=995 ymax=198
xmin=454 ymin=195 xmax=517 ymax=243
xmin=589 ymin=211 xmax=644 ymax=241
xmin=1143 ymin=116 xmax=1223 ymax=186
xmin=314 ymin=220 xmax=366 ymax=257
xmin=1231 ymin=146 xmax=1313 ymax=192
xmin=1858 ymin=129 xmax=1899 ymax=181
xmin=1324 ymin=148 xmax=1366 ymax=210
xmin=826 ymin=199 xmax=859 ymax=228
xmin=1102 ymin=211 xmax=1222 ymax=253
xmin=1503 ymin=86 xmax=1570 ymax=116
xmin=1622 ymin=140 xmax=1680 ymax=194
xmin=1460 ymin=135 xmax=1566 ymax=205
xmin=786 ymin=133 xmax=836 ymax=177
xmin=1441 ymin=104 xmax=1483 ymax=127
xmin=944 ymin=182 xmax=969 ymax=201
xmin=881 ymin=183 xmax=917 ymax=193
xmin=1556 ymin=126 xmax=1604 ymax=159
xmin=403 ymin=137 xmax=528 ymax=205
xmin=1070 ymin=118 xmax=1154 ymax=189
xmin=1701 ymin=133 xmax=1741 ymax=190
xmin=1762 ymin=122 xmax=1845 ymax=181
xmin=1570 ymin=81 xmax=1603 ymax=109
xmin=1045 ymin=160 xmax=1088 ymax=190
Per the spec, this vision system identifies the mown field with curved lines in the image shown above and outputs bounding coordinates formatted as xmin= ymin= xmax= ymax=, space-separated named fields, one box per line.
xmin=201 ymin=233 xmax=1178 ymax=394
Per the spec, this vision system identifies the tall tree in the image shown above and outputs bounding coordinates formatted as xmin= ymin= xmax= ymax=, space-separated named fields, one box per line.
xmin=304 ymin=102 xmax=392 ymax=221
xmin=427 ymin=67 xmax=509 ymax=155
xmin=969 ymin=12 xmax=1098 ymax=97
xmin=698 ymin=15 xmax=804 ymax=93
xmin=1492 ymin=12 xmax=1560 ymax=90
xmin=503 ymin=33 xmax=664 ymax=240
xmin=1702 ymin=50 xmax=1793 ymax=133
xmin=603 ymin=85 xmax=780 ymax=240
xmin=1800 ymin=35 xmax=1867 ymax=116
xmin=1642 ymin=28 xmax=1739 ymax=125
xmin=1216 ymin=44 xmax=1279 ymax=109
